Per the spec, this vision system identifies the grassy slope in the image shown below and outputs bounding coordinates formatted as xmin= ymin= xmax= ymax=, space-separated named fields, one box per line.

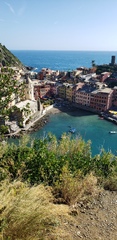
xmin=0 ymin=43 xmax=24 ymax=68
xmin=0 ymin=178 xmax=117 ymax=240
xmin=0 ymin=180 xmax=75 ymax=240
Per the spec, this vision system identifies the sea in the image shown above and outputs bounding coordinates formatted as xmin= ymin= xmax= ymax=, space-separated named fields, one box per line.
xmin=11 ymin=50 xmax=117 ymax=156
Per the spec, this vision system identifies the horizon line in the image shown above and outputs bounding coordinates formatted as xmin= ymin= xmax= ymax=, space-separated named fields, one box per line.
xmin=10 ymin=49 xmax=117 ymax=52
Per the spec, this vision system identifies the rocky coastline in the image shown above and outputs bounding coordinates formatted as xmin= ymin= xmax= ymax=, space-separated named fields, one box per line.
xmin=2 ymin=105 xmax=61 ymax=140
xmin=25 ymin=106 xmax=61 ymax=133
xmin=26 ymin=114 xmax=50 ymax=133
xmin=2 ymin=102 xmax=117 ymax=141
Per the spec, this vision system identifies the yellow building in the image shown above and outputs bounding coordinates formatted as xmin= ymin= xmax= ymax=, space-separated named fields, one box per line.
xmin=65 ymin=83 xmax=74 ymax=102
xmin=57 ymin=84 xmax=66 ymax=99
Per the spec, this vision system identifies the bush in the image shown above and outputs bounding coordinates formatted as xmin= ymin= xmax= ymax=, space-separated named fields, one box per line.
xmin=0 ymin=125 xmax=9 ymax=134
xmin=0 ymin=134 xmax=117 ymax=189
xmin=54 ymin=165 xmax=99 ymax=205
xmin=104 ymin=174 xmax=117 ymax=191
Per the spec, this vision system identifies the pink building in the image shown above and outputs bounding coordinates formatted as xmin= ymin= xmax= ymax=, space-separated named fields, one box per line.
xmin=90 ymin=88 xmax=113 ymax=112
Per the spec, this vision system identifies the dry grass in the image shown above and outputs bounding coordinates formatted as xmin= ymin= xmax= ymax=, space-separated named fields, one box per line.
xmin=54 ymin=166 xmax=100 ymax=206
xmin=103 ymin=174 xmax=117 ymax=191
xmin=0 ymin=180 xmax=75 ymax=240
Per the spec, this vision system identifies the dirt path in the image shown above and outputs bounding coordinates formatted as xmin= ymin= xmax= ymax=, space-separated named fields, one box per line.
xmin=64 ymin=190 xmax=117 ymax=240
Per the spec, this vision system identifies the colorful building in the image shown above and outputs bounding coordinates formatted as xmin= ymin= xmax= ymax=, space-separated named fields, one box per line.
xmin=65 ymin=83 xmax=74 ymax=102
xmin=90 ymin=88 xmax=113 ymax=112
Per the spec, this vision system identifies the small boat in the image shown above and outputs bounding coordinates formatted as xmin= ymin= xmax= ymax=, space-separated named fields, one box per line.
xmin=69 ymin=128 xmax=76 ymax=133
xmin=109 ymin=131 xmax=117 ymax=134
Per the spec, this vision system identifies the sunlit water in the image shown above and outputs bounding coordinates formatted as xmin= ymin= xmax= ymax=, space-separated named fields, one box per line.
xmin=11 ymin=50 xmax=117 ymax=72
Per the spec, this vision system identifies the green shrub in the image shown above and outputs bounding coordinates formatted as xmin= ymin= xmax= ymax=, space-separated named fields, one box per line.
xmin=0 ymin=134 xmax=117 ymax=189
xmin=0 ymin=125 xmax=9 ymax=134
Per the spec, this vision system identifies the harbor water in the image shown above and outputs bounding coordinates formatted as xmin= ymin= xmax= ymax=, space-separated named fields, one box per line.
xmin=30 ymin=108 xmax=117 ymax=156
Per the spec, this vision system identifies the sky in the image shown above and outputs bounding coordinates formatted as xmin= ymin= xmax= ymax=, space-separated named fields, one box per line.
xmin=1 ymin=0 xmax=117 ymax=51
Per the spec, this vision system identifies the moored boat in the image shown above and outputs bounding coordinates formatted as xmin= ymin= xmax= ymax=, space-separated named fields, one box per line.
xmin=69 ymin=128 xmax=76 ymax=133
xmin=109 ymin=131 xmax=117 ymax=134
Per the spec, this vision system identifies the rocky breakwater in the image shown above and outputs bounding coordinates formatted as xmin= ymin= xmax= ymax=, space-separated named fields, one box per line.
xmin=27 ymin=114 xmax=49 ymax=133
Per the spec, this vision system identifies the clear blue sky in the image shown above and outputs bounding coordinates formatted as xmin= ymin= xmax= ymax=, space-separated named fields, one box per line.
xmin=1 ymin=0 xmax=117 ymax=51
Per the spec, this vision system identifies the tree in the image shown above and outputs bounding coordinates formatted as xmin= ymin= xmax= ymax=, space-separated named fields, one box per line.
xmin=92 ymin=60 xmax=96 ymax=67
xmin=0 ymin=67 xmax=24 ymax=117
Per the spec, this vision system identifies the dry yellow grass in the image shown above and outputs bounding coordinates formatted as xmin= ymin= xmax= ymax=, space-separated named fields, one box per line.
xmin=0 ymin=180 xmax=75 ymax=240
xmin=54 ymin=167 xmax=99 ymax=205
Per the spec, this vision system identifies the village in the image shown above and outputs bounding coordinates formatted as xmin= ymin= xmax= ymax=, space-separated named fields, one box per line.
xmin=1 ymin=55 xmax=117 ymax=135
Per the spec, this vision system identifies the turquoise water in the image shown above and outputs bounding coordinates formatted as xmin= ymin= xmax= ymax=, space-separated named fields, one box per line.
xmin=30 ymin=109 xmax=117 ymax=156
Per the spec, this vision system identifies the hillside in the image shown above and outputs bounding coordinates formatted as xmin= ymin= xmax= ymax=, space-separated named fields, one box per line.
xmin=0 ymin=43 xmax=24 ymax=68
xmin=0 ymin=134 xmax=117 ymax=239
xmin=0 ymin=180 xmax=117 ymax=240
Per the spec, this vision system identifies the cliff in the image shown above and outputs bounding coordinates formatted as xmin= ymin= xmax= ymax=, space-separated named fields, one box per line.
xmin=0 ymin=43 xmax=24 ymax=68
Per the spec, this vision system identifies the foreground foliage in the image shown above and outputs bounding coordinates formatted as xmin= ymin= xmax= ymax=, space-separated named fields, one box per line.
xmin=0 ymin=134 xmax=117 ymax=239
xmin=0 ymin=134 xmax=117 ymax=190
xmin=0 ymin=180 xmax=75 ymax=240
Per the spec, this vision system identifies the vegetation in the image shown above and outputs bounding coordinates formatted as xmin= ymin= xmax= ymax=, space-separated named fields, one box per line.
xmin=41 ymin=99 xmax=54 ymax=107
xmin=0 ymin=43 xmax=24 ymax=68
xmin=0 ymin=134 xmax=117 ymax=239
xmin=0 ymin=134 xmax=117 ymax=188
xmin=0 ymin=180 xmax=74 ymax=240
xmin=0 ymin=67 xmax=24 ymax=117
xmin=96 ymin=64 xmax=117 ymax=74
xmin=91 ymin=60 xmax=96 ymax=67
xmin=0 ymin=125 xmax=9 ymax=134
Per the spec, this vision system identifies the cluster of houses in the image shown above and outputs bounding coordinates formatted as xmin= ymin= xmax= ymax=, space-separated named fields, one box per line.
xmin=1 ymin=56 xmax=117 ymax=132
xmin=24 ymin=65 xmax=117 ymax=114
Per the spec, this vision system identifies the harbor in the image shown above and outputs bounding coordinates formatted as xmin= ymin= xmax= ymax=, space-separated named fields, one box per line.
xmin=25 ymin=106 xmax=117 ymax=156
